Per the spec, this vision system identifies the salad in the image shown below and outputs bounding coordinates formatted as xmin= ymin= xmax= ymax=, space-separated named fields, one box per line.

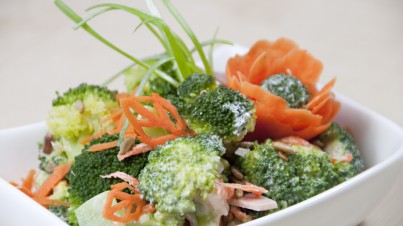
xmin=10 ymin=0 xmax=365 ymax=225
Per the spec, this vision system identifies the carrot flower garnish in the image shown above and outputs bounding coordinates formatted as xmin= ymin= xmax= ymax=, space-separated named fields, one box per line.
xmin=226 ymin=38 xmax=340 ymax=140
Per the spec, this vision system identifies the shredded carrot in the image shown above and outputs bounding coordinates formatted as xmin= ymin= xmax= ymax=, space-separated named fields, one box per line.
xmin=21 ymin=169 xmax=36 ymax=191
xmin=103 ymin=182 xmax=145 ymax=223
xmin=116 ymin=92 xmax=131 ymax=102
xmin=230 ymin=206 xmax=249 ymax=222
xmin=101 ymin=109 xmax=123 ymax=124
xmin=9 ymin=181 xmax=18 ymax=187
xmin=120 ymin=93 xmax=188 ymax=148
xmin=10 ymin=168 xmax=71 ymax=207
xmin=87 ymin=140 xmax=118 ymax=152
xmin=331 ymin=153 xmax=353 ymax=164
xmin=34 ymin=162 xmax=71 ymax=197
xmin=10 ymin=169 xmax=36 ymax=197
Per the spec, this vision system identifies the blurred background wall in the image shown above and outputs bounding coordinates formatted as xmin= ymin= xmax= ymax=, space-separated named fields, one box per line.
xmin=1 ymin=0 xmax=402 ymax=129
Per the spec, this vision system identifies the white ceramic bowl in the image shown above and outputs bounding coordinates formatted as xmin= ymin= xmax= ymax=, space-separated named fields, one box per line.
xmin=1 ymin=46 xmax=403 ymax=226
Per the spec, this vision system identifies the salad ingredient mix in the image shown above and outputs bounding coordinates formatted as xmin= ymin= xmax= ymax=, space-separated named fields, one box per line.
xmin=10 ymin=0 xmax=365 ymax=225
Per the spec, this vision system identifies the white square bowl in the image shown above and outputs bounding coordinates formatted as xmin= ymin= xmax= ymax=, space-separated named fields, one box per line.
xmin=1 ymin=45 xmax=403 ymax=226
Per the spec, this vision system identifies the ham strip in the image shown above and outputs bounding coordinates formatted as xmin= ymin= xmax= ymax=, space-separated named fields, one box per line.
xmin=229 ymin=194 xmax=278 ymax=211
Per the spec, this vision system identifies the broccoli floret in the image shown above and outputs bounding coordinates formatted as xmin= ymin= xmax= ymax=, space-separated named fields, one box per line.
xmin=260 ymin=73 xmax=311 ymax=108
xmin=49 ymin=205 xmax=69 ymax=223
xmin=147 ymin=76 xmax=177 ymax=97
xmin=177 ymin=73 xmax=217 ymax=103
xmin=47 ymin=181 xmax=71 ymax=224
xmin=138 ymin=134 xmax=225 ymax=221
xmin=49 ymin=180 xmax=70 ymax=201
xmin=52 ymin=83 xmax=117 ymax=106
xmin=138 ymin=212 xmax=185 ymax=226
xmin=47 ymin=83 xmax=119 ymax=141
xmin=166 ymin=73 xmax=216 ymax=115
xmin=67 ymin=133 xmax=148 ymax=212
xmin=238 ymin=140 xmax=355 ymax=210
xmin=45 ymin=83 xmax=119 ymax=164
xmin=182 ymin=86 xmax=256 ymax=143
xmin=317 ymin=122 xmax=365 ymax=174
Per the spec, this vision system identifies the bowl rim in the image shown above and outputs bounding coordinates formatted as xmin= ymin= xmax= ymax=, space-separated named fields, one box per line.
xmin=1 ymin=45 xmax=403 ymax=226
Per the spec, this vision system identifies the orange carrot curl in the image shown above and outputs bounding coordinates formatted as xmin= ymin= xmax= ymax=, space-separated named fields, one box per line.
xmin=103 ymin=182 xmax=146 ymax=223
xmin=120 ymin=93 xmax=188 ymax=148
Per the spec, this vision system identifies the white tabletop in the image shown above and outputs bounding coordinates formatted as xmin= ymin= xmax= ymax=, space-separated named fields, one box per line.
xmin=1 ymin=0 xmax=402 ymax=225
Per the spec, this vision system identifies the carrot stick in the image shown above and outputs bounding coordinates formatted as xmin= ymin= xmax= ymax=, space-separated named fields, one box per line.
xmin=230 ymin=206 xmax=249 ymax=222
xmin=87 ymin=141 xmax=118 ymax=152
xmin=22 ymin=169 xmax=36 ymax=191
xmin=11 ymin=168 xmax=71 ymax=208
xmin=33 ymin=196 xmax=71 ymax=207
xmin=34 ymin=162 xmax=71 ymax=197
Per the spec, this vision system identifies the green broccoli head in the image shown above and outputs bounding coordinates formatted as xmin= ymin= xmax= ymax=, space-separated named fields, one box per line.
xmin=41 ymin=177 xmax=76 ymax=225
xmin=138 ymin=134 xmax=225 ymax=217
xmin=238 ymin=140 xmax=353 ymax=210
xmin=183 ymin=86 xmax=256 ymax=143
xmin=166 ymin=73 xmax=216 ymax=116
xmin=260 ymin=73 xmax=311 ymax=108
xmin=52 ymin=83 xmax=117 ymax=106
xmin=317 ymin=122 xmax=365 ymax=174
xmin=45 ymin=83 xmax=119 ymax=165
xmin=138 ymin=211 xmax=185 ymax=226
xmin=146 ymin=76 xmax=177 ymax=97
xmin=177 ymin=73 xmax=217 ymax=103
xmin=68 ymin=133 xmax=149 ymax=205
xmin=49 ymin=205 xmax=69 ymax=223
xmin=47 ymin=83 xmax=119 ymax=141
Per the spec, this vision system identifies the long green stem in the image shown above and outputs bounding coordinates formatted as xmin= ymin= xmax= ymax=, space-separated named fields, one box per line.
xmin=55 ymin=1 xmax=146 ymax=69
xmin=55 ymin=0 xmax=179 ymax=87
xmin=162 ymin=0 xmax=212 ymax=75
xmin=208 ymin=28 xmax=220 ymax=73
xmin=86 ymin=3 xmax=193 ymax=81
xmin=102 ymin=63 xmax=135 ymax=86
